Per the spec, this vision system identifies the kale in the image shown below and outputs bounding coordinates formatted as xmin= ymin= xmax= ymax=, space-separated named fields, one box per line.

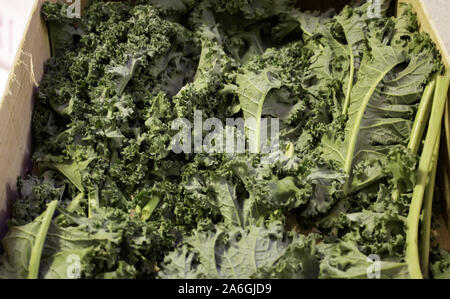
xmin=0 ymin=0 xmax=447 ymax=279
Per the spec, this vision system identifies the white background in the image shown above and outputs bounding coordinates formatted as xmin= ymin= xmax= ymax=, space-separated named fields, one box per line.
xmin=0 ymin=1 xmax=34 ymax=97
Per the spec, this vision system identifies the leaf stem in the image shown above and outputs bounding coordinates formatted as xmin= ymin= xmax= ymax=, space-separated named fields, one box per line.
xmin=343 ymin=67 xmax=394 ymax=192
xmin=408 ymin=74 xmax=438 ymax=154
xmin=420 ymin=126 xmax=441 ymax=278
xmin=141 ymin=196 xmax=160 ymax=221
xmin=67 ymin=192 xmax=84 ymax=213
xmin=342 ymin=48 xmax=355 ymax=115
xmin=406 ymin=71 xmax=450 ymax=279
xmin=27 ymin=200 xmax=58 ymax=279
xmin=392 ymin=75 xmax=437 ymax=201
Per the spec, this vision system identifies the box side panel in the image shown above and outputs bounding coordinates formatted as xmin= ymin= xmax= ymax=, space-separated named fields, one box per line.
xmin=418 ymin=0 xmax=450 ymax=67
xmin=0 ymin=0 xmax=52 ymax=236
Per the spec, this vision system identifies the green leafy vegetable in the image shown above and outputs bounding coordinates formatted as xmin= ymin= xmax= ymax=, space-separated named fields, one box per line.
xmin=159 ymin=221 xmax=319 ymax=278
xmin=406 ymin=71 xmax=450 ymax=279
xmin=0 ymin=0 xmax=445 ymax=280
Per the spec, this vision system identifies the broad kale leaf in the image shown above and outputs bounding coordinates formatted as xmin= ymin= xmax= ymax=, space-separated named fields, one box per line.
xmin=321 ymin=36 xmax=436 ymax=193
xmin=159 ymin=221 xmax=319 ymax=278
xmin=318 ymin=241 xmax=409 ymax=278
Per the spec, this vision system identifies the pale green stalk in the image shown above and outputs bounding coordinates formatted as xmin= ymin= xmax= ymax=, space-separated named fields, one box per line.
xmin=344 ymin=69 xmax=393 ymax=176
xmin=406 ymin=71 xmax=450 ymax=279
xmin=408 ymin=74 xmax=438 ymax=153
xmin=420 ymin=126 xmax=441 ymax=279
xmin=141 ymin=196 xmax=161 ymax=221
xmin=67 ymin=192 xmax=84 ymax=213
xmin=342 ymin=50 xmax=355 ymax=115
xmin=392 ymin=75 xmax=437 ymax=201
xmin=28 ymin=200 xmax=58 ymax=279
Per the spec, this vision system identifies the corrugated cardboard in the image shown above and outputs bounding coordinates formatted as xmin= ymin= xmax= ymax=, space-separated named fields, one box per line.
xmin=0 ymin=0 xmax=51 ymax=237
xmin=422 ymin=0 xmax=450 ymax=62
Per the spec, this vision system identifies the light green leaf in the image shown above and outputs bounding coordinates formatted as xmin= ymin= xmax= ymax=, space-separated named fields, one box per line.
xmin=0 ymin=201 xmax=58 ymax=279
xmin=159 ymin=222 xmax=318 ymax=279
xmin=321 ymin=37 xmax=435 ymax=192
xmin=230 ymin=69 xmax=283 ymax=153
xmin=318 ymin=241 xmax=409 ymax=279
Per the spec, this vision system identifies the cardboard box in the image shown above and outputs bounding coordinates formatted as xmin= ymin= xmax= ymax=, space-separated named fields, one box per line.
xmin=0 ymin=0 xmax=448 ymax=239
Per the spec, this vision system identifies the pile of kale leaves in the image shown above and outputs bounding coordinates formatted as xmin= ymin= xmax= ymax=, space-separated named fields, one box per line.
xmin=0 ymin=0 xmax=449 ymax=279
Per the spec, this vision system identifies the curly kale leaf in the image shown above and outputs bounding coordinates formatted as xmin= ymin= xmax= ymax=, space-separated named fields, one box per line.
xmin=12 ymin=173 xmax=66 ymax=225
xmin=430 ymin=249 xmax=450 ymax=279
xmin=159 ymin=221 xmax=319 ymax=278
xmin=317 ymin=240 xmax=409 ymax=278
xmin=1 ymin=205 xmax=174 ymax=278
xmin=321 ymin=30 xmax=437 ymax=193
xmin=2 ymin=0 xmax=440 ymax=280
